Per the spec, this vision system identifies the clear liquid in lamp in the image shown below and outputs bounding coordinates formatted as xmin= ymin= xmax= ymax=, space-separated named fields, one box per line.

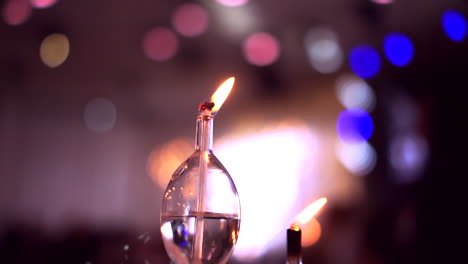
xmin=161 ymin=212 xmax=240 ymax=264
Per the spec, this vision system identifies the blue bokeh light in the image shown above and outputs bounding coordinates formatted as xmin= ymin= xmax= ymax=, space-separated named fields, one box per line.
xmin=337 ymin=108 xmax=374 ymax=144
xmin=384 ymin=33 xmax=414 ymax=67
xmin=349 ymin=45 xmax=381 ymax=79
xmin=442 ymin=10 xmax=467 ymax=42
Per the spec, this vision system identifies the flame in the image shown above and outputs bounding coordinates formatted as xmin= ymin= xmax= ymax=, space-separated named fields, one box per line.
xmin=294 ymin=197 xmax=327 ymax=225
xmin=290 ymin=223 xmax=301 ymax=231
xmin=210 ymin=77 xmax=235 ymax=113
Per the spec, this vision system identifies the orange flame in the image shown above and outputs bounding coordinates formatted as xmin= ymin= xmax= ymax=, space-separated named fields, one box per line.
xmin=294 ymin=197 xmax=327 ymax=226
xmin=210 ymin=77 xmax=235 ymax=113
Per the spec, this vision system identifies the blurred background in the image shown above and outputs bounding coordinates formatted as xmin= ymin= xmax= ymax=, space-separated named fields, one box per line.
xmin=1 ymin=0 xmax=467 ymax=263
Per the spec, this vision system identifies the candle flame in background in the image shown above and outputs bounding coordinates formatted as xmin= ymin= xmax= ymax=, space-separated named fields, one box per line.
xmin=171 ymin=3 xmax=209 ymax=37
xmin=210 ymin=77 xmax=235 ymax=113
xmin=294 ymin=197 xmax=327 ymax=226
xmin=290 ymin=198 xmax=327 ymax=247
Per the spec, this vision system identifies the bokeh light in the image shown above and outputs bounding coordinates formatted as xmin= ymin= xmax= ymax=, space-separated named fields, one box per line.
xmin=337 ymin=141 xmax=377 ymax=176
xmin=384 ymin=33 xmax=414 ymax=67
xmin=371 ymin=0 xmax=393 ymax=4
xmin=389 ymin=134 xmax=428 ymax=183
xmin=243 ymin=32 xmax=280 ymax=66
xmin=442 ymin=10 xmax=467 ymax=42
xmin=212 ymin=2 xmax=257 ymax=38
xmin=147 ymin=138 xmax=193 ymax=189
xmin=30 ymin=0 xmax=57 ymax=9
xmin=216 ymin=125 xmax=318 ymax=261
xmin=216 ymin=0 xmax=249 ymax=7
xmin=304 ymin=26 xmax=343 ymax=73
xmin=336 ymin=74 xmax=376 ymax=111
xmin=337 ymin=108 xmax=374 ymax=144
xmin=83 ymin=98 xmax=117 ymax=133
xmin=2 ymin=0 xmax=32 ymax=26
xmin=39 ymin=33 xmax=70 ymax=68
xmin=171 ymin=3 xmax=208 ymax=37
xmin=302 ymin=218 xmax=322 ymax=247
xmin=349 ymin=45 xmax=381 ymax=79
xmin=143 ymin=27 xmax=179 ymax=62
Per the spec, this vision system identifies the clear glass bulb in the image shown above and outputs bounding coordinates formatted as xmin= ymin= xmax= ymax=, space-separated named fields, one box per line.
xmin=160 ymin=112 xmax=241 ymax=264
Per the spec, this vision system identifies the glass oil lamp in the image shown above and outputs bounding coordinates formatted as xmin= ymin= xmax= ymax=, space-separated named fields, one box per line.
xmin=160 ymin=77 xmax=241 ymax=264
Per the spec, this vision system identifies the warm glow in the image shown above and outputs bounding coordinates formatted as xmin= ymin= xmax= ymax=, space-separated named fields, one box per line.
xmin=147 ymin=138 xmax=193 ymax=189
xmin=40 ymin=33 xmax=70 ymax=68
xmin=294 ymin=198 xmax=327 ymax=225
xmin=210 ymin=77 xmax=235 ymax=113
xmin=243 ymin=32 xmax=280 ymax=66
xmin=302 ymin=218 xmax=322 ymax=247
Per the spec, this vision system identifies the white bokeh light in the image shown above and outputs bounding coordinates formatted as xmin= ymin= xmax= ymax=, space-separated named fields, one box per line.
xmin=216 ymin=126 xmax=318 ymax=261
xmin=304 ymin=27 xmax=343 ymax=73
xmin=83 ymin=98 xmax=117 ymax=133
xmin=211 ymin=3 xmax=258 ymax=39
xmin=336 ymin=74 xmax=376 ymax=111
xmin=336 ymin=141 xmax=377 ymax=176
xmin=389 ymin=134 xmax=428 ymax=183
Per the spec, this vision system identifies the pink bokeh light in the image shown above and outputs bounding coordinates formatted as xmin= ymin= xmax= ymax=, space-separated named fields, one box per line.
xmin=142 ymin=27 xmax=179 ymax=62
xmin=30 ymin=0 xmax=57 ymax=9
xmin=2 ymin=0 xmax=32 ymax=26
xmin=243 ymin=32 xmax=280 ymax=66
xmin=172 ymin=3 xmax=208 ymax=37
xmin=216 ymin=0 xmax=249 ymax=7
xmin=371 ymin=0 xmax=393 ymax=4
